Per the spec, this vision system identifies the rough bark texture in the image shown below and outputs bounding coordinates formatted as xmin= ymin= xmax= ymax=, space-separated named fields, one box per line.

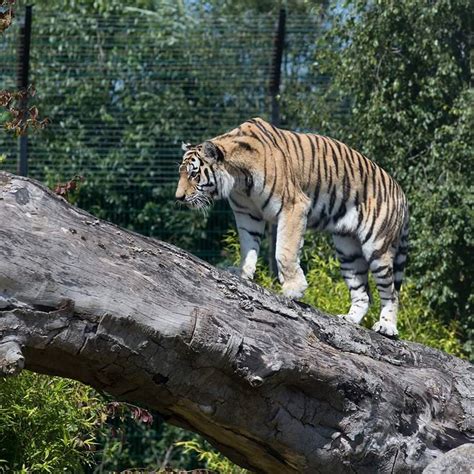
xmin=0 ymin=172 xmax=472 ymax=473
xmin=422 ymin=444 xmax=474 ymax=473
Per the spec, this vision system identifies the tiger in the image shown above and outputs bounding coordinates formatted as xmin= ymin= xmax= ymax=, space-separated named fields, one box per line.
xmin=175 ymin=117 xmax=409 ymax=337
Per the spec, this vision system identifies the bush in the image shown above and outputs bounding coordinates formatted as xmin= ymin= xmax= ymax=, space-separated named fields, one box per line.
xmin=0 ymin=372 xmax=104 ymax=473
xmin=176 ymin=440 xmax=248 ymax=474
xmin=0 ymin=373 xmax=234 ymax=473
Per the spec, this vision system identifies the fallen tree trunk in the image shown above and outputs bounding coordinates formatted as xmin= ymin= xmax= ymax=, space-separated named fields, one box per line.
xmin=0 ymin=172 xmax=472 ymax=473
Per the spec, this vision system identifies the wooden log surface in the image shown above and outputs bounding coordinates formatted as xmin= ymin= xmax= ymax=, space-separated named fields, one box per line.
xmin=0 ymin=172 xmax=472 ymax=473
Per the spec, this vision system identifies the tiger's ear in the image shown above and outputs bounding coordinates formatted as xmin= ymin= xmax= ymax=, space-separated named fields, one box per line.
xmin=181 ymin=142 xmax=192 ymax=151
xmin=202 ymin=141 xmax=224 ymax=163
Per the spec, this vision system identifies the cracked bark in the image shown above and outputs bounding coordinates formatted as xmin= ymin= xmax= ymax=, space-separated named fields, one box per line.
xmin=0 ymin=172 xmax=472 ymax=473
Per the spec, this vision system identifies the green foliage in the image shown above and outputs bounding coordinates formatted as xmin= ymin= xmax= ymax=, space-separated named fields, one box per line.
xmin=0 ymin=372 xmax=104 ymax=473
xmin=91 ymin=406 xmax=206 ymax=472
xmin=176 ymin=440 xmax=248 ymax=474
xmin=0 ymin=372 xmax=234 ymax=473
xmin=298 ymin=0 xmax=473 ymax=354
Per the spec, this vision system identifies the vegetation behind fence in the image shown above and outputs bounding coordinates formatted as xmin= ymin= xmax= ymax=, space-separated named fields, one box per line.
xmin=0 ymin=5 xmax=326 ymax=261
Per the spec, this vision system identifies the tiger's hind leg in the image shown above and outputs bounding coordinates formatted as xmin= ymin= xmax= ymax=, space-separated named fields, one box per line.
xmin=333 ymin=235 xmax=371 ymax=325
xmin=364 ymin=245 xmax=399 ymax=338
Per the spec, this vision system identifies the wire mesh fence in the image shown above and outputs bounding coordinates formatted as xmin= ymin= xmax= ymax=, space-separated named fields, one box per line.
xmin=0 ymin=6 xmax=326 ymax=261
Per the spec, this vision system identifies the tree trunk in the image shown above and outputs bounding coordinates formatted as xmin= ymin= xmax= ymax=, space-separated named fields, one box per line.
xmin=0 ymin=172 xmax=472 ymax=473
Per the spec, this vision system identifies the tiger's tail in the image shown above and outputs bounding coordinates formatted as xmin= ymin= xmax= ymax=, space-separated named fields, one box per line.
xmin=394 ymin=210 xmax=409 ymax=293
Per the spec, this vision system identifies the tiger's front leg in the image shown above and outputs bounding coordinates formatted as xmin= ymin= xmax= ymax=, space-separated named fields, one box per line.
xmin=234 ymin=211 xmax=266 ymax=280
xmin=276 ymin=202 xmax=309 ymax=299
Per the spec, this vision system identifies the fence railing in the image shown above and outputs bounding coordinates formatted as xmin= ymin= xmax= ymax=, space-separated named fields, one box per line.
xmin=0 ymin=6 xmax=325 ymax=261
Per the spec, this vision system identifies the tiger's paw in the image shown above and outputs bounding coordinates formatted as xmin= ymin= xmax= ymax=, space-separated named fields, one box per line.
xmin=226 ymin=266 xmax=241 ymax=276
xmin=372 ymin=320 xmax=399 ymax=338
xmin=225 ymin=266 xmax=255 ymax=280
xmin=339 ymin=313 xmax=363 ymax=325
xmin=282 ymin=279 xmax=308 ymax=300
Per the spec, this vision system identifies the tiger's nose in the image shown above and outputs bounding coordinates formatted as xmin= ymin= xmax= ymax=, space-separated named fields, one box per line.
xmin=175 ymin=190 xmax=186 ymax=201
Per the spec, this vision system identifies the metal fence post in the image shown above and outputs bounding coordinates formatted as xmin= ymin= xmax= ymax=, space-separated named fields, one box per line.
xmin=268 ymin=8 xmax=286 ymax=276
xmin=17 ymin=5 xmax=33 ymax=177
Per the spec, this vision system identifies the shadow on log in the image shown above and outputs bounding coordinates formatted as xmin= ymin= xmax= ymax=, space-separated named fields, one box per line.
xmin=0 ymin=172 xmax=472 ymax=473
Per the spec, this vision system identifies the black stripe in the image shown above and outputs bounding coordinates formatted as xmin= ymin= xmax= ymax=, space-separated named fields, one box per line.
xmin=362 ymin=213 xmax=377 ymax=244
xmin=209 ymin=167 xmax=218 ymax=197
xmin=339 ymin=253 xmax=363 ymax=264
xmin=234 ymin=210 xmax=262 ymax=222
xmin=247 ymin=129 xmax=270 ymax=196
xmin=291 ymin=131 xmax=305 ymax=169
xmin=327 ymin=139 xmax=339 ymax=176
xmin=320 ymin=137 xmax=328 ymax=180
xmin=371 ymin=264 xmax=389 ymax=274
xmin=393 ymin=262 xmax=406 ymax=272
xmin=307 ymin=135 xmax=316 ymax=188
xmin=362 ymin=172 xmax=369 ymax=202
xmin=380 ymin=170 xmax=387 ymax=202
xmin=254 ymin=121 xmax=288 ymax=160
xmin=235 ymin=139 xmax=256 ymax=152
xmin=254 ymin=121 xmax=279 ymax=148
xmin=312 ymin=180 xmax=321 ymax=209
xmin=355 ymin=212 xmax=364 ymax=233
xmin=342 ymin=173 xmax=350 ymax=202
xmin=240 ymin=167 xmax=254 ymax=196
xmin=367 ymin=248 xmax=386 ymax=265
xmin=262 ymin=178 xmax=276 ymax=210
xmin=375 ymin=270 xmax=392 ymax=279
xmin=275 ymin=200 xmax=284 ymax=217
xmin=280 ymin=131 xmax=292 ymax=159
xmin=239 ymin=227 xmax=264 ymax=239
xmin=354 ymin=190 xmax=360 ymax=208
xmin=263 ymin=121 xmax=285 ymax=149
xmin=371 ymin=162 xmax=377 ymax=198
xmin=328 ymin=185 xmax=337 ymax=214
xmin=268 ymin=122 xmax=285 ymax=141
xmin=346 ymin=148 xmax=356 ymax=180
xmin=355 ymin=152 xmax=365 ymax=181
xmin=333 ymin=202 xmax=346 ymax=223
xmin=340 ymin=265 xmax=356 ymax=272
xmin=314 ymin=204 xmax=329 ymax=229
xmin=229 ymin=195 xmax=247 ymax=210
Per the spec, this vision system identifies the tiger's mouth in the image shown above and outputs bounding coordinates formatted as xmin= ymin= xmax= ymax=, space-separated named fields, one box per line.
xmin=180 ymin=193 xmax=213 ymax=210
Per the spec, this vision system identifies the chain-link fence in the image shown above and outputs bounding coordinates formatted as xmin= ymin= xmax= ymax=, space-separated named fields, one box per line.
xmin=0 ymin=6 xmax=325 ymax=261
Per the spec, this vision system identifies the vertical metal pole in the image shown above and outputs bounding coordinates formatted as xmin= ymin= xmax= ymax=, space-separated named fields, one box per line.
xmin=268 ymin=9 xmax=286 ymax=276
xmin=17 ymin=5 xmax=33 ymax=177
xmin=269 ymin=8 xmax=285 ymax=127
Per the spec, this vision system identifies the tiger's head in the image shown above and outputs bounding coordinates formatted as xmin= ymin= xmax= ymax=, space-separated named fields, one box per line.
xmin=175 ymin=141 xmax=234 ymax=209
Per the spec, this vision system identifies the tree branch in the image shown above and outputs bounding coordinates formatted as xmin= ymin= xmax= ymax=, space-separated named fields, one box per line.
xmin=0 ymin=172 xmax=472 ymax=473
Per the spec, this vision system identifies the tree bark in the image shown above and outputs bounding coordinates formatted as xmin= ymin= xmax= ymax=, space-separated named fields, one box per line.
xmin=0 ymin=172 xmax=472 ymax=473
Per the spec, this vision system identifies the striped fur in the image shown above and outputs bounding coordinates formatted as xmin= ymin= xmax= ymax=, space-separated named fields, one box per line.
xmin=176 ymin=118 xmax=409 ymax=337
